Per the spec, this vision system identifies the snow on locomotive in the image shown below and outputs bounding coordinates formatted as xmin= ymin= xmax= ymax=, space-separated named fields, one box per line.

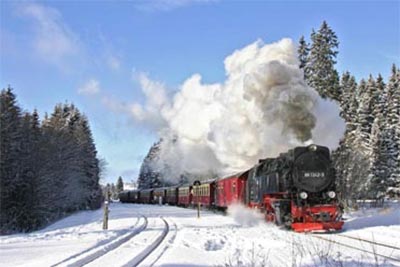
xmin=119 ymin=144 xmax=344 ymax=232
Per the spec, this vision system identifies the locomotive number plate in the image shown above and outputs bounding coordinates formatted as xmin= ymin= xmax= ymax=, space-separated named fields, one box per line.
xmin=302 ymin=171 xmax=325 ymax=178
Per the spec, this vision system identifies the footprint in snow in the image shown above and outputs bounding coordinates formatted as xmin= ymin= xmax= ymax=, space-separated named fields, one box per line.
xmin=204 ymin=239 xmax=225 ymax=251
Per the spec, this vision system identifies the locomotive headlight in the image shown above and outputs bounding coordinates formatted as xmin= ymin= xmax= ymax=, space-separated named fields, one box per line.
xmin=309 ymin=144 xmax=317 ymax=151
xmin=327 ymin=191 xmax=336 ymax=199
xmin=299 ymin=192 xmax=308 ymax=199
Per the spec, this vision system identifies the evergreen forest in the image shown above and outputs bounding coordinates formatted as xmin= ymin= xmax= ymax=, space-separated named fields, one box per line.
xmin=0 ymin=88 xmax=102 ymax=234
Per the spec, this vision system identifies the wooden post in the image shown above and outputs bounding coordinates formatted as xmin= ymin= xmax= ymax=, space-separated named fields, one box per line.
xmin=103 ymin=200 xmax=109 ymax=230
xmin=193 ymin=180 xmax=201 ymax=219
xmin=197 ymin=198 xmax=200 ymax=219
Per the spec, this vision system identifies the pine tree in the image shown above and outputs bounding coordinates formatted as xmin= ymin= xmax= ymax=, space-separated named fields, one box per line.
xmin=343 ymin=74 xmax=359 ymax=146
xmin=386 ymin=65 xmax=400 ymax=196
xmin=339 ymin=71 xmax=357 ymax=122
xmin=15 ymin=112 xmax=42 ymax=231
xmin=0 ymin=87 xmax=24 ymax=233
xmin=305 ymin=21 xmax=341 ymax=101
xmin=370 ymin=115 xmax=391 ymax=198
xmin=356 ymin=76 xmax=376 ymax=153
xmin=138 ymin=141 xmax=163 ymax=189
xmin=0 ymin=89 xmax=103 ymax=233
xmin=116 ymin=176 xmax=124 ymax=193
xmin=298 ymin=35 xmax=309 ymax=79
xmin=333 ymin=141 xmax=370 ymax=205
xmin=69 ymin=109 xmax=101 ymax=210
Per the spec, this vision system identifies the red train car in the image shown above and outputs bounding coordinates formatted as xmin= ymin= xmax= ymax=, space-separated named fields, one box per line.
xmin=166 ymin=186 xmax=178 ymax=205
xmin=192 ymin=179 xmax=216 ymax=208
xmin=153 ymin=187 xmax=167 ymax=204
xmin=178 ymin=185 xmax=192 ymax=206
xmin=140 ymin=189 xmax=153 ymax=204
xmin=128 ymin=190 xmax=140 ymax=203
xmin=215 ymin=172 xmax=248 ymax=208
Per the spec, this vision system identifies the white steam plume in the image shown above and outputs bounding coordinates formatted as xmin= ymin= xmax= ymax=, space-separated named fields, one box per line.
xmin=131 ymin=38 xmax=345 ymax=181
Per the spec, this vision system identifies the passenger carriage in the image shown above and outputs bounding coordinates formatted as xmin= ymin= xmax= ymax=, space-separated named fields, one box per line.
xmin=153 ymin=187 xmax=167 ymax=204
xmin=215 ymin=172 xmax=247 ymax=209
xmin=178 ymin=185 xmax=192 ymax=207
xmin=192 ymin=179 xmax=216 ymax=208
xmin=140 ymin=189 xmax=154 ymax=204
xmin=166 ymin=186 xmax=179 ymax=205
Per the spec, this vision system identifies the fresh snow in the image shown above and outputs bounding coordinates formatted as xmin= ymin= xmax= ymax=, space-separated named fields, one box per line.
xmin=0 ymin=202 xmax=399 ymax=267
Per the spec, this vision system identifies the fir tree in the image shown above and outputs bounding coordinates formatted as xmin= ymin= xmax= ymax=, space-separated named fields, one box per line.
xmin=305 ymin=21 xmax=341 ymax=101
xmin=116 ymin=176 xmax=124 ymax=193
xmin=0 ymin=87 xmax=22 ymax=233
xmin=356 ymin=76 xmax=376 ymax=152
xmin=298 ymin=35 xmax=309 ymax=78
xmin=1 ymin=89 xmax=103 ymax=233
xmin=339 ymin=71 xmax=357 ymax=122
xmin=386 ymin=65 xmax=400 ymax=196
xmin=370 ymin=115 xmax=391 ymax=198
xmin=138 ymin=141 xmax=163 ymax=189
xmin=333 ymin=141 xmax=370 ymax=205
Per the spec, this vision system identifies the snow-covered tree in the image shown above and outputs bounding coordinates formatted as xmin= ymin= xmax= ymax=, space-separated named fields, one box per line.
xmin=116 ymin=176 xmax=124 ymax=193
xmin=386 ymin=65 xmax=400 ymax=196
xmin=305 ymin=21 xmax=341 ymax=101
xmin=138 ymin=141 xmax=163 ymax=189
xmin=333 ymin=141 xmax=371 ymax=205
xmin=0 ymin=87 xmax=23 ymax=233
xmin=370 ymin=115 xmax=391 ymax=198
xmin=298 ymin=35 xmax=309 ymax=77
xmin=355 ymin=77 xmax=376 ymax=153
xmin=1 ymin=90 xmax=102 ymax=233
xmin=339 ymin=71 xmax=357 ymax=122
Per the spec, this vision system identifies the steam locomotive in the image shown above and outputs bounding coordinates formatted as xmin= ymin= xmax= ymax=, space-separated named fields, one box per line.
xmin=119 ymin=144 xmax=344 ymax=232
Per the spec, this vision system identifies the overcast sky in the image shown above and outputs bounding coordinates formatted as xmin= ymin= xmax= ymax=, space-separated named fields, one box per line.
xmin=1 ymin=0 xmax=399 ymax=184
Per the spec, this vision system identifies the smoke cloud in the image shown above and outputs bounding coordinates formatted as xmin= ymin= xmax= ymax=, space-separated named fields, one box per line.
xmin=130 ymin=38 xmax=345 ymax=181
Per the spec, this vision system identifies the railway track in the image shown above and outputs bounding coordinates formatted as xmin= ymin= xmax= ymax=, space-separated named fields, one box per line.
xmin=336 ymin=234 xmax=400 ymax=251
xmin=53 ymin=216 xmax=148 ymax=267
xmin=78 ymin=216 xmax=170 ymax=267
xmin=52 ymin=215 xmax=173 ymax=267
xmin=122 ymin=217 xmax=170 ymax=267
xmin=311 ymin=233 xmax=400 ymax=263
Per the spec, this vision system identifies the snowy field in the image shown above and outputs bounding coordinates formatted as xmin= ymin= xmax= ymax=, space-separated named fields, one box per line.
xmin=1 ymin=202 xmax=399 ymax=267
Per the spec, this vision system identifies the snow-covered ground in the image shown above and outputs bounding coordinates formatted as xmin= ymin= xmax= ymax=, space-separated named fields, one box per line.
xmin=1 ymin=202 xmax=399 ymax=267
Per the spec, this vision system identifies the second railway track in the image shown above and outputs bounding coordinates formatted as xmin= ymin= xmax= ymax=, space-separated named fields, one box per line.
xmin=335 ymin=233 xmax=400 ymax=251
xmin=122 ymin=217 xmax=170 ymax=267
xmin=82 ymin=216 xmax=170 ymax=267
xmin=310 ymin=233 xmax=400 ymax=263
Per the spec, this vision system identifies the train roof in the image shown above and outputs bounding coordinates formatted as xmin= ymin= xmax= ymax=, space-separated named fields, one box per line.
xmin=153 ymin=187 xmax=169 ymax=191
xmin=121 ymin=189 xmax=139 ymax=193
xmin=178 ymin=184 xmax=192 ymax=188
xmin=217 ymin=170 xmax=250 ymax=181
xmin=195 ymin=178 xmax=216 ymax=185
xmin=140 ymin=188 xmax=154 ymax=192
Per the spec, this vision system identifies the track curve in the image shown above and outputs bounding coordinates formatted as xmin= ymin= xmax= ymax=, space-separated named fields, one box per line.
xmin=122 ymin=217 xmax=170 ymax=267
xmin=53 ymin=216 xmax=148 ymax=267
